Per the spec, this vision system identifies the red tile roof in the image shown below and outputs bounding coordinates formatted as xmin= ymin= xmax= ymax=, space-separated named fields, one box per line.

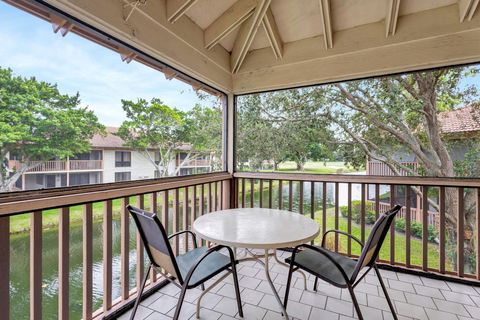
xmin=90 ymin=127 xmax=194 ymax=151
xmin=90 ymin=127 xmax=126 ymax=149
xmin=438 ymin=105 xmax=480 ymax=134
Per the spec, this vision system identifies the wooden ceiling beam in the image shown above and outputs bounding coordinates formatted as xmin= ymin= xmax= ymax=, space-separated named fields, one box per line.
xmin=230 ymin=0 xmax=271 ymax=73
xmin=163 ymin=69 xmax=177 ymax=80
xmin=233 ymin=4 xmax=480 ymax=93
xmin=386 ymin=0 xmax=401 ymax=37
xmin=50 ymin=15 xmax=73 ymax=37
xmin=118 ymin=47 xmax=136 ymax=63
xmin=459 ymin=0 xmax=479 ymax=22
xmin=204 ymin=0 xmax=257 ymax=50
xmin=318 ymin=0 xmax=333 ymax=49
xmin=167 ymin=0 xmax=199 ymax=23
xmin=262 ymin=7 xmax=283 ymax=59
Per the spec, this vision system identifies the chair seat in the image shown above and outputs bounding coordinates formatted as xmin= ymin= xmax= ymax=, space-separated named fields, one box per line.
xmin=285 ymin=247 xmax=357 ymax=287
xmin=176 ymin=247 xmax=232 ymax=287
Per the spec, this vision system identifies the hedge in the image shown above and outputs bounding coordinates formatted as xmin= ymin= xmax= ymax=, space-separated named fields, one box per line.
xmin=340 ymin=200 xmax=438 ymax=242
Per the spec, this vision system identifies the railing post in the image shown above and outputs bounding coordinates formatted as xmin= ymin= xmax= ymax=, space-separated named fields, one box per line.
xmin=222 ymin=179 xmax=231 ymax=209
xmin=59 ymin=208 xmax=69 ymax=320
xmin=121 ymin=197 xmax=130 ymax=300
xmin=83 ymin=203 xmax=93 ymax=320
xmin=103 ymin=200 xmax=113 ymax=312
xmin=31 ymin=211 xmax=42 ymax=320
xmin=422 ymin=186 xmax=428 ymax=272
xmin=457 ymin=187 xmax=464 ymax=277
xmin=0 ymin=216 xmax=9 ymax=320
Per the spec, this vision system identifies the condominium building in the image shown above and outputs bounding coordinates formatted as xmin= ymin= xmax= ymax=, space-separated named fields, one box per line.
xmin=8 ymin=127 xmax=213 ymax=191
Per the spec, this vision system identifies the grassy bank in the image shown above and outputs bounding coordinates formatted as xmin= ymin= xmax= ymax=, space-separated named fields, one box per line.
xmin=267 ymin=161 xmax=361 ymax=174
xmin=314 ymin=208 xmax=452 ymax=272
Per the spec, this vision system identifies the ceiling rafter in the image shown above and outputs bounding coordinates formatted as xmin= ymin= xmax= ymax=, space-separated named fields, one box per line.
xmin=262 ymin=7 xmax=283 ymax=59
xmin=386 ymin=0 xmax=401 ymax=37
xmin=50 ymin=15 xmax=73 ymax=37
xmin=459 ymin=0 xmax=479 ymax=22
xmin=163 ymin=69 xmax=177 ymax=80
xmin=118 ymin=48 xmax=136 ymax=63
xmin=318 ymin=0 xmax=333 ymax=49
xmin=167 ymin=0 xmax=199 ymax=23
xmin=231 ymin=0 xmax=272 ymax=73
xmin=204 ymin=0 xmax=257 ymax=50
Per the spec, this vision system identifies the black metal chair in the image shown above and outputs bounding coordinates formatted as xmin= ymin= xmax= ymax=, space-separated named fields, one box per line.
xmin=127 ymin=205 xmax=243 ymax=320
xmin=283 ymin=204 xmax=402 ymax=320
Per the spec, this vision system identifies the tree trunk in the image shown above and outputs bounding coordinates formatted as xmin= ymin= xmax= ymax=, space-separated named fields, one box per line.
xmin=296 ymin=162 xmax=305 ymax=171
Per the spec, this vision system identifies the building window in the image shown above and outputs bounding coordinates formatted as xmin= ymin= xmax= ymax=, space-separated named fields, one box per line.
xmin=115 ymin=151 xmax=131 ymax=167
xmin=115 ymin=172 xmax=131 ymax=182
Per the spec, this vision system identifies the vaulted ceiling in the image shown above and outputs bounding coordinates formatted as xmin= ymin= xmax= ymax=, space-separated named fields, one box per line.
xmin=173 ymin=0 xmax=476 ymax=73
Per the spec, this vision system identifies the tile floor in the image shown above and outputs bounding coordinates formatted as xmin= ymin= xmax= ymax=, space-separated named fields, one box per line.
xmin=120 ymin=250 xmax=480 ymax=320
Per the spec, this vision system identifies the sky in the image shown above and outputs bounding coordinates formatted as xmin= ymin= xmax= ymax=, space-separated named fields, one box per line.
xmin=0 ymin=1 xmax=209 ymax=126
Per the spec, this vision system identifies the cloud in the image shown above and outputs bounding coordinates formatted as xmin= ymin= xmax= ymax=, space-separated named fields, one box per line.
xmin=0 ymin=2 xmax=212 ymax=126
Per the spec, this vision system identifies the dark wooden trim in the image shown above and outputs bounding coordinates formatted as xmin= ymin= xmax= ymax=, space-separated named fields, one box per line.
xmin=59 ymin=207 xmax=70 ymax=319
xmin=233 ymin=172 xmax=480 ymax=188
xmin=0 ymin=172 xmax=231 ymax=216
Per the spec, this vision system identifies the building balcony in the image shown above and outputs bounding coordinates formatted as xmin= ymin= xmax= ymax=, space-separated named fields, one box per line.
xmin=8 ymin=159 xmax=103 ymax=173
xmin=176 ymin=158 xmax=211 ymax=167
xmin=1 ymin=172 xmax=479 ymax=319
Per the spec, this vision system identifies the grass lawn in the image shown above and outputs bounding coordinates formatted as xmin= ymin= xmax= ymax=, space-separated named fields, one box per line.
xmin=264 ymin=161 xmax=361 ymax=174
xmin=315 ymin=208 xmax=452 ymax=272
xmin=10 ymin=198 xmax=128 ymax=233
xmin=9 ymin=186 xmax=203 ymax=234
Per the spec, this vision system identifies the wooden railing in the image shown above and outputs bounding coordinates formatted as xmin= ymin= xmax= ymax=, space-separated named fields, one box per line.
xmin=176 ymin=158 xmax=211 ymax=167
xmin=69 ymin=160 xmax=103 ymax=170
xmin=367 ymin=161 xmax=418 ymax=176
xmin=8 ymin=160 xmax=103 ymax=172
xmin=9 ymin=160 xmax=66 ymax=172
xmin=233 ymin=172 xmax=480 ymax=281
xmin=0 ymin=172 xmax=231 ymax=320
xmin=1 ymin=170 xmax=479 ymax=319
xmin=372 ymin=201 xmax=438 ymax=226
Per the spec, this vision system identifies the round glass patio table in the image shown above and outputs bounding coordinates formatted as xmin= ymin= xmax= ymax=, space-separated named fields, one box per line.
xmin=193 ymin=208 xmax=320 ymax=319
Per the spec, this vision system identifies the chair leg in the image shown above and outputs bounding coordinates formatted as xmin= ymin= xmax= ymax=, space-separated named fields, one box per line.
xmin=231 ymin=264 xmax=244 ymax=318
xmin=130 ymin=264 xmax=151 ymax=320
xmin=173 ymin=284 xmax=188 ymax=320
xmin=314 ymin=277 xmax=318 ymax=291
xmin=347 ymin=285 xmax=363 ymax=320
xmin=283 ymin=261 xmax=295 ymax=309
xmin=374 ymin=266 xmax=398 ymax=320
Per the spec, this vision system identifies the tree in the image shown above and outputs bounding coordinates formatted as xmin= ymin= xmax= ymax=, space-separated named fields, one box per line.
xmin=0 ymin=67 xmax=104 ymax=191
xmin=117 ymin=98 xmax=222 ymax=177
xmin=237 ymin=89 xmax=334 ymax=171
xmin=260 ymin=66 xmax=480 ymax=272
xmin=236 ymin=65 xmax=480 ymax=272
xmin=320 ymin=67 xmax=480 ymax=272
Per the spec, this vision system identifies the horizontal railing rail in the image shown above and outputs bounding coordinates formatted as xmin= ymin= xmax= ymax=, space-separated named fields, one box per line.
xmin=0 ymin=172 xmax=232 ymax=320
xmin=233 ymin=171 xmax=480 ymax=283
xmin=234 ymin=171 xmax=480 ymax=188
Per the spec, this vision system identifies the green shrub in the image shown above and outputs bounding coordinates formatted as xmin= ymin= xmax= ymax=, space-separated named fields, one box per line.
xmin=395 ymin=218 xmax=438 ymax=242
xmin=340 ymin=200 xmax=376 ymax=225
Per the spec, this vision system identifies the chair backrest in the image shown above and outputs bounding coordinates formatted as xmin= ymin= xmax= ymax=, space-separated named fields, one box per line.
xmin=127 ymin=205 xmax=183 ymax=282
xmin=350 ymin=204 xmax=402 ymax=282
